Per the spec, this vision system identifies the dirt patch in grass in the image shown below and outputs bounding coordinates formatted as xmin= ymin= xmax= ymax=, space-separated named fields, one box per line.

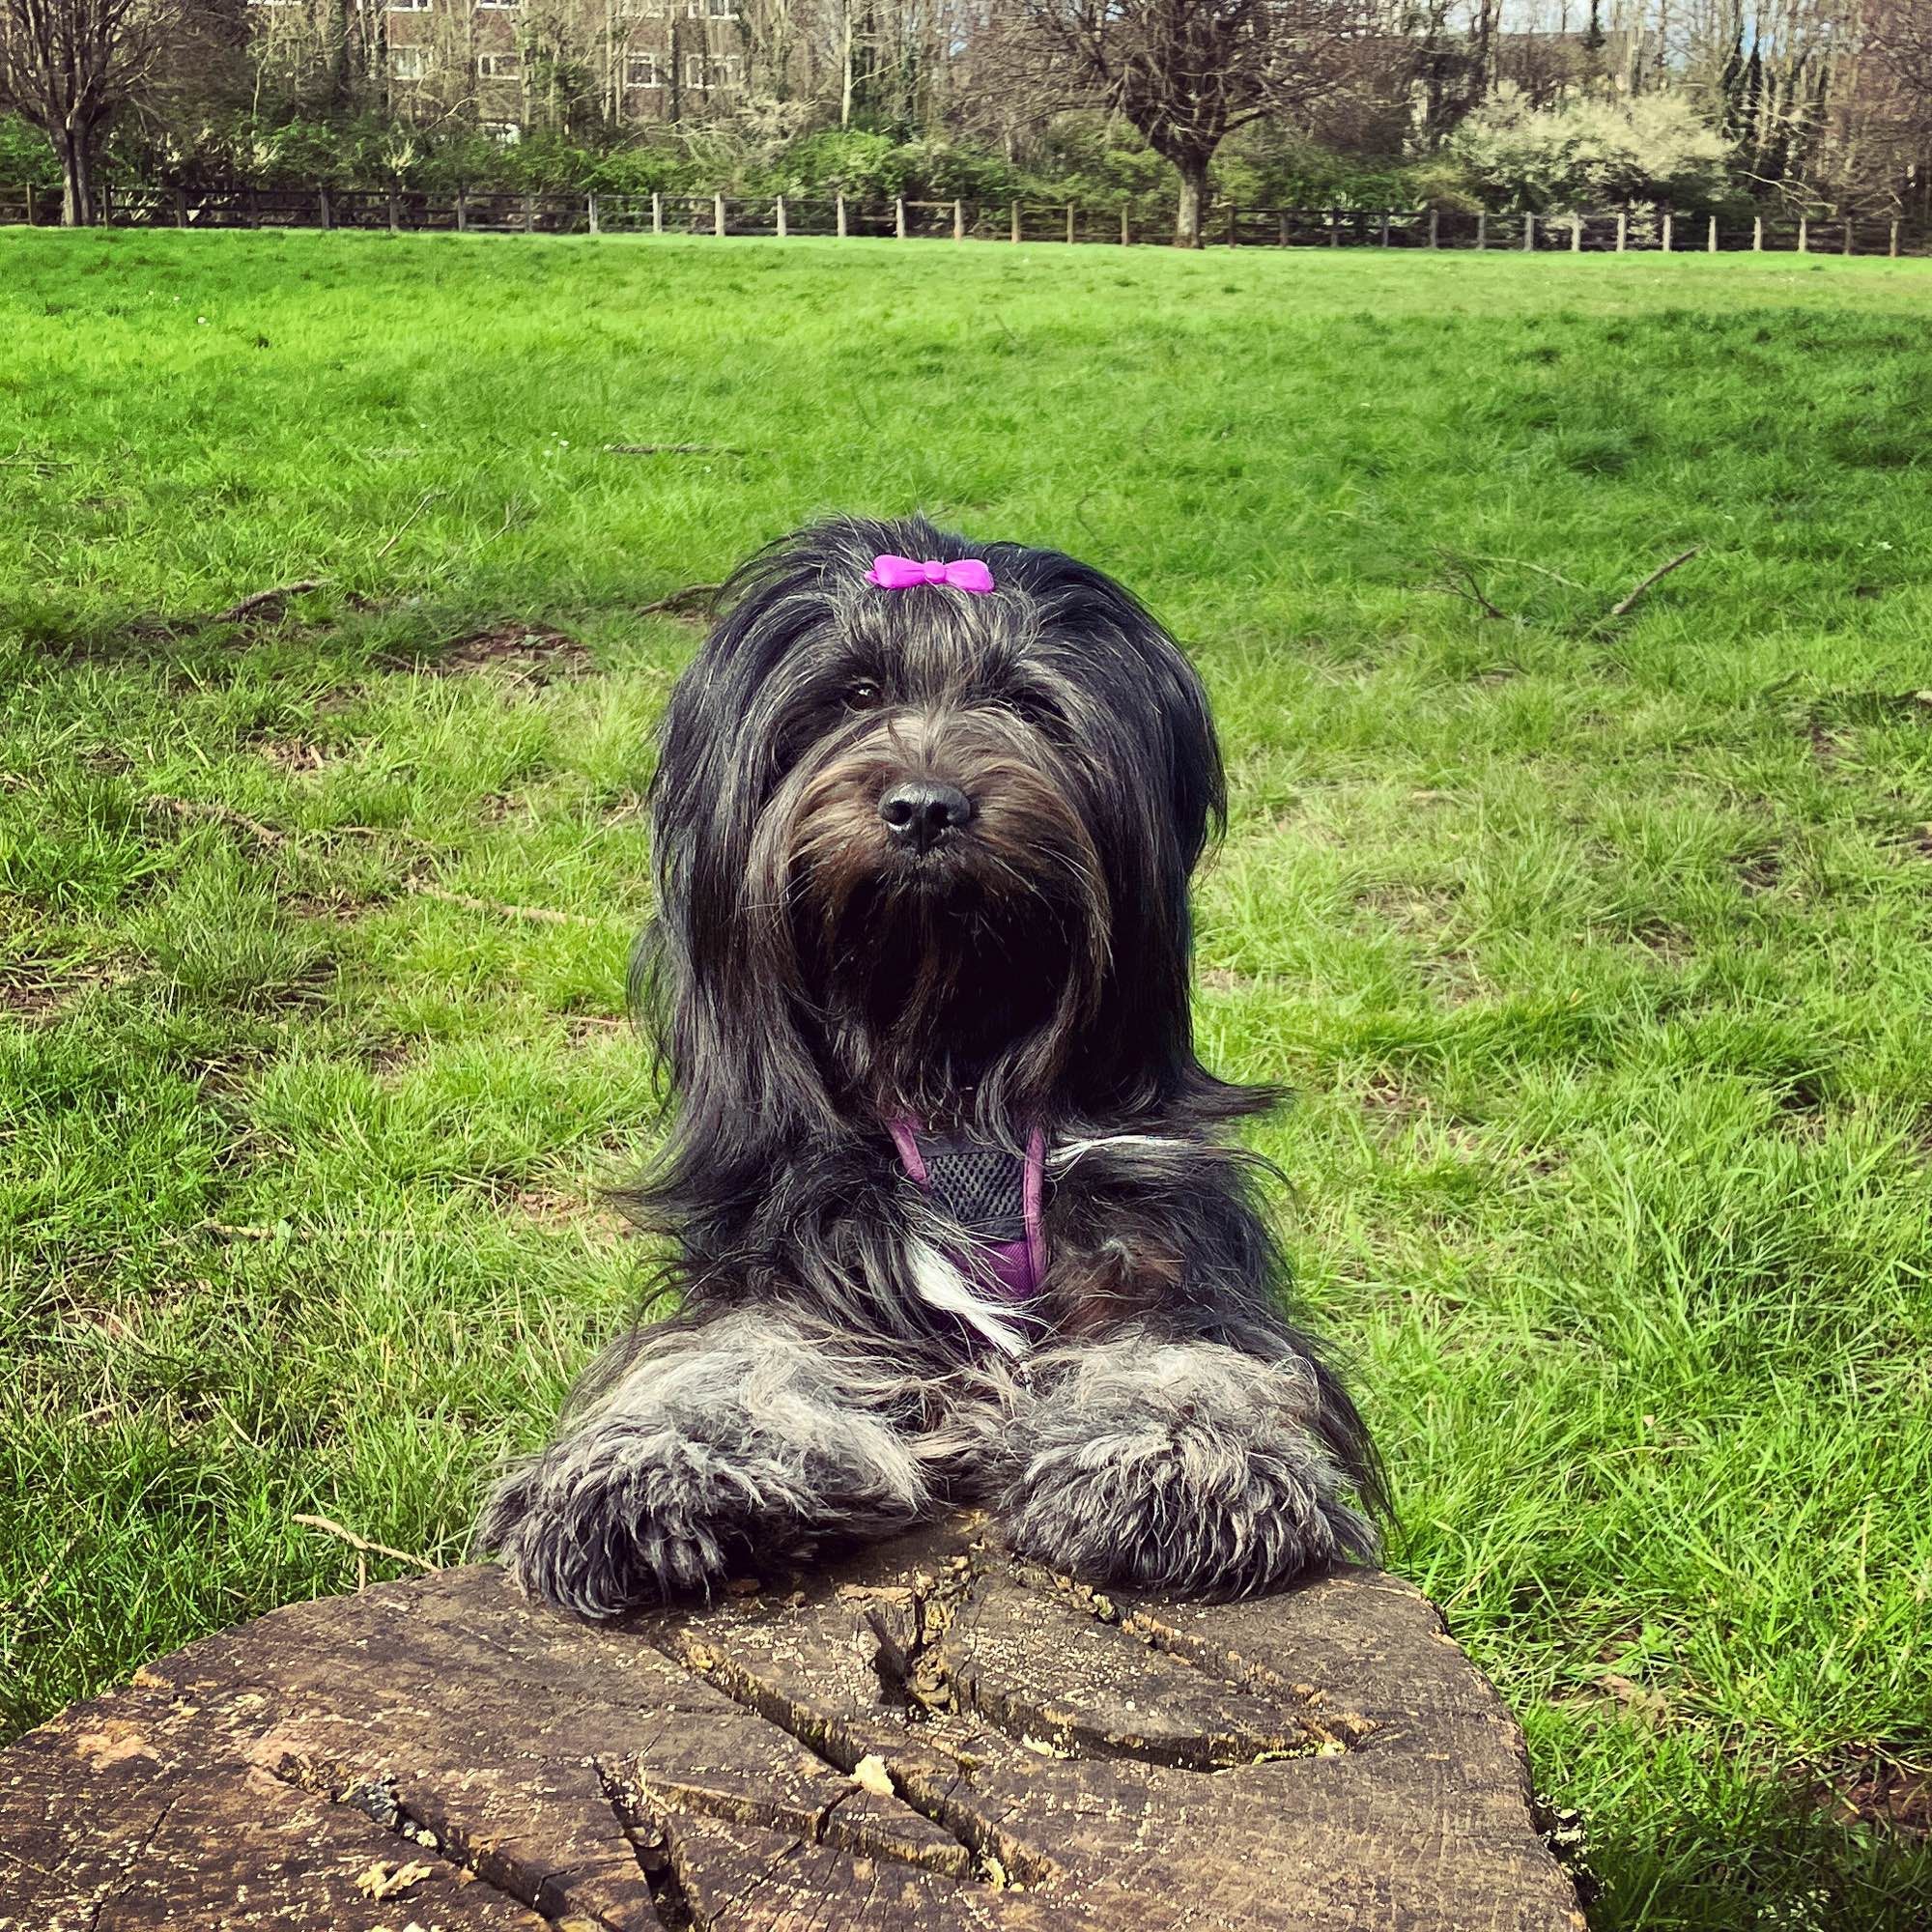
xmin=1358 ymin=1075 xmax=1488 ymax=1157
xmin=510 ymin=1185 xmax=632 ymax=1242
xmin=0 ymin=953 xmax=133 ymax=1020
xmin=282 ymin=884 xmax=386 ymax=923
xmin=1197 ymin=966 xmax=1288 ymax=993
xmin=1626 ymin=916 xmax=1695 ymax=965
xmin=384 ymin=625 xmax=592 ymax=686
xmin=253 ymin=737 xmax=332 ymax=777
xmin=1733 ymin=845 xmax=1785 ymax=895
xmin=1795 ymin=1747 xmax=1932 ymax=1839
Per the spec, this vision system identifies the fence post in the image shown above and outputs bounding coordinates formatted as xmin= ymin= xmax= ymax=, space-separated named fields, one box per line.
xmin=1124 ymin=207 xmax=1134 ymax=246
xmin=521 ymin=193 xmax=533 ymax=235
xmin=1476 ymin=211 xmax=1487 ymax=250
xmin=1752 ymin=213 xmax=1763 ymax=251
xmin=714 ymin=191 xmax=725 ymax=237
xmin=954 ymin=198 xmax=964 ymax=242
xmin=1228 ymin=204 xmax=1237 ymax=246
xmin=318 ymin=186 xmax=330 ymax=231
xmin=100 ymin=184 xmax=112 ymax=224
xmin=1662 ymin=211 xmax=1673 ymax=252
xmin=1798 ymin=214 xmax=1807 ymax=252
xmin=244 ymin=187 xmax=259 ymax=230
xmin=1572 ymin=214 xmax=1582 ymax=252
xmin=775 ymin=194 xmax=786 ymax=239
xmin=1279 ymin=209 xmax=1291 ymax=246
xmin=1890 ymin=218 xmax=1900 ymax=258
xmin=456 ymin=188 xmax=468 ymax=234
xmin=1010 ymin=200 xmax=1020 ymax=244
xmin=1616 ymin=209 xmax=1628 ymax=251
xmin=1329 ymin=209 xmax=1340 ymax=247
xmin=1378 ymin=211 xmax=1390 ymax=246
xmin=176 ymin=185 xmax=189 ymax=229
xmin=1428 ymin=207 xmax=1439 ymax=249
xmin=387 ymin=187 xmax=400 ymax=234
xmin=1708 ymin=214 xmax=1718 ymax=252
xmin=652 ymin=190 xmax=664 ymax=236
xmin=1522 ymin=212 xmax=1535 ymax=250
xmin=896 ymin=196 xmax=907 ymax=240
xmin=1842 ymin=217 xmax=1853 ymax=256
xmin=23 ymin=182 xmax=33 ymax=226
xmin=1064 ymin=203 xmax=1074 ymax=244
xmin=587 ymin=192 xmax=599 ymax=237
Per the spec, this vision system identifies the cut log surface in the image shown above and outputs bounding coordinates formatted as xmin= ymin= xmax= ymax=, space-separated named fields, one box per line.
xmin=0 ymin=1516 xmax=1584 ymax=1931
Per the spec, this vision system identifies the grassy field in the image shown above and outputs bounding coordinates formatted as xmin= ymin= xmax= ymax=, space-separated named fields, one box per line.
xmin=5 ymin=230 xmax=1932 ymax=1927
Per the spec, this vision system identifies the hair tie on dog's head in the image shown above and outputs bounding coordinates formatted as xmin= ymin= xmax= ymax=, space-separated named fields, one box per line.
xmin=866 ymin=554 xmax=995 ymax=594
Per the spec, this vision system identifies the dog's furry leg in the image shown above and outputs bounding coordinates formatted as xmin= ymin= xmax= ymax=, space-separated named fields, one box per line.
xmin=1000 ymin=1329 xmax=1377 ymax=1598
xmin=478 ymin=1311 xmax=931 ymax=1619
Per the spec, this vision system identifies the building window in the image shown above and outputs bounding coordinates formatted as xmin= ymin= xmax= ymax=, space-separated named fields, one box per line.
xmin=475 ymin=0 xmax=522 ymax=10
xmin=625 ymin=51 xmax=664 ymax=87
xmin=477 ymin=51 xmax=521 ymax=76
xmin=687 ymin=0 xmax=738 ymax=16
xmin=391 ymin=44 xmax=431 ymax=77
xmin=386 ymin=0 xmax=430 ymax=11
xmin=481 ymin=121 xmax=523 ymax=145
xmin=617 ymin=0 xmax=668 ymax=13
xmin=684 ymin=52 xmax=742 ymax=88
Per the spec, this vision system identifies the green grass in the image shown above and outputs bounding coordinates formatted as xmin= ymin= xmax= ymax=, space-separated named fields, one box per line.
xmin=4 ymin=230 xmax=1932 ymax=1928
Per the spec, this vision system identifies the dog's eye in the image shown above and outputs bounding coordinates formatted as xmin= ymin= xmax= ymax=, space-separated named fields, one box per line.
xmin=844 ymin=678 xmax=883 ymax=712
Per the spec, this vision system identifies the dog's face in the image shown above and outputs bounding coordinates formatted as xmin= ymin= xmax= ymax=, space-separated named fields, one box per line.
xmin=647 ymin=520 xmax=1225 ymax=1126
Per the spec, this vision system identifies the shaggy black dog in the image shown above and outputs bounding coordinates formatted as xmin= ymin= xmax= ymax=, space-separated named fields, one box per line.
xmin=480 ymin=515 xmax=1382 ymax=1618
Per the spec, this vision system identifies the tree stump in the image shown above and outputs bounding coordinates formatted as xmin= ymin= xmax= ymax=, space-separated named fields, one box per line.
xmin=0 ymin=1517 xmax=1584 ymax=1930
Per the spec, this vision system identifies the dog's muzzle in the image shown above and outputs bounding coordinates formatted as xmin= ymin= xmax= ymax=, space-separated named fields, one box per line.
xmin=878 ymin=780 xmax=974 ymax=856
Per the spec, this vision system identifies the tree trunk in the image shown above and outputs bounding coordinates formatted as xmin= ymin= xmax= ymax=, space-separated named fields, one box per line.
xmin=0 ymin=1519 xmax=1589 ymax=1929
xmin=59 ymin=129 xmax=98 ymax=228
xmin=1174 ymin=156 xmax=1208 ymax=248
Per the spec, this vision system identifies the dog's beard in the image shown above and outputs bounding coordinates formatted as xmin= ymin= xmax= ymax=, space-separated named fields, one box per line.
xmin=751 ymin=720 xmax=1109 ymax=1122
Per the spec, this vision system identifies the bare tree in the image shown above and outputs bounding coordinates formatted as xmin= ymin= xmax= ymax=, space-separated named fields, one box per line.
xmin=0 ymin=0 xmax=191 ymax=222
xmin=1003 ymin=0 xmax=1374 ymax=244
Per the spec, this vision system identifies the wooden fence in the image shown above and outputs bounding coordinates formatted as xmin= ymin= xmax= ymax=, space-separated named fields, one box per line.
xmin=0 ymin=183 xmax=1923 ymax=256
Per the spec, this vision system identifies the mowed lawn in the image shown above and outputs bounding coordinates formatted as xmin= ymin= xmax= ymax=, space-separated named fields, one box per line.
xmin=4 ymin=230 xmax=1932 ymax=1927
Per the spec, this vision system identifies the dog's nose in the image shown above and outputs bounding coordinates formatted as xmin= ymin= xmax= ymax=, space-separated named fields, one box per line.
xmin=879 ymin=781 xmax=973 ymax=854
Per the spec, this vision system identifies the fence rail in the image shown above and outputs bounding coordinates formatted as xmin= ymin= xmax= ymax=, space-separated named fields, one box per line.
xmin=0 ymin=183 xmax=1924 ymax=256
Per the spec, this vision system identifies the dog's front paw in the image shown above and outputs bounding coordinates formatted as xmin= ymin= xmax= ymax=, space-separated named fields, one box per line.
xmin=999 ymin=1338 xmax=1376 ymax=1598
xmin=479 ymin=1421 xmax=773 ymax=1619
xmin=477 ymin=1330 xmax=935 ymax=1622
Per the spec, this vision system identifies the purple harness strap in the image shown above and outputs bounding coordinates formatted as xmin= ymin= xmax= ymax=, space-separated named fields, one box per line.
xmin=888 ymin=1119 xmax=1046 ymax=1304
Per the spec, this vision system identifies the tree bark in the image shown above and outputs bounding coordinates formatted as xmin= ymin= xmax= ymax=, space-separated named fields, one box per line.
xmin=1174 ymin=156 xmax=1208 ymax=248
xmin=59 ymin=128 xmax=98 ymax=228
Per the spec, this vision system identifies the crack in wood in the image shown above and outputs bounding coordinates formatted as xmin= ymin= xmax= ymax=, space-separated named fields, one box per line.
xmin=83 ymin=1792 xmax=179 ymax=1932
xmin=1111 ymin=1601 xmax=1380 ymax=1750
xmin=883 ymin=1550 xmax=1361 ymax=1771
xmin=598 ymin=1753 xmax=977 ymax=1888
xmin=269 ymin=1753 xmax=630 ymax=1929
xmin=648 ymin=1617 xmax=1053 ymax=1891
xmin=593 ymin=1762 xmax=696 ymax=1932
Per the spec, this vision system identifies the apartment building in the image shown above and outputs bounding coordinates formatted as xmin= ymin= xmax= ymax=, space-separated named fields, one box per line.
xmin=246 ymin=0 xmax=753 ymax=131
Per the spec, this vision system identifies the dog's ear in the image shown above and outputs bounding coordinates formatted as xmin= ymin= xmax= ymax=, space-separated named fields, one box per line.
xmin=635 ymin=535 xmax=854 ymax=1159
xmin=988 ymin=546 xmax=1226 ymax=874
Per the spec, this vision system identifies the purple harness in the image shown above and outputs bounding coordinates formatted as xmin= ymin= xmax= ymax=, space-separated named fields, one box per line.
xmin=888 ymin=1119 xmax=1046 ymax=1305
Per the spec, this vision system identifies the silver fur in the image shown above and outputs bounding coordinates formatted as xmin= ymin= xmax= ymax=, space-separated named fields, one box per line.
xmin=482 ymin=1314 xmax=942 ymax=1620
xmin=1001 ymin=1329 xmax=1375 ymax=1598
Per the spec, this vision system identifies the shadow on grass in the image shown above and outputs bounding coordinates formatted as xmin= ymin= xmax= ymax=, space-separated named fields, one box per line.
xmin=1590 ymin=1759 xmax=1932 ymax=1931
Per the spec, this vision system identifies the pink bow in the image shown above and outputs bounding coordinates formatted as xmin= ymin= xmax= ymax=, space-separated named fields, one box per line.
xmin=866 ymin=554 xmax=995 ymax=594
